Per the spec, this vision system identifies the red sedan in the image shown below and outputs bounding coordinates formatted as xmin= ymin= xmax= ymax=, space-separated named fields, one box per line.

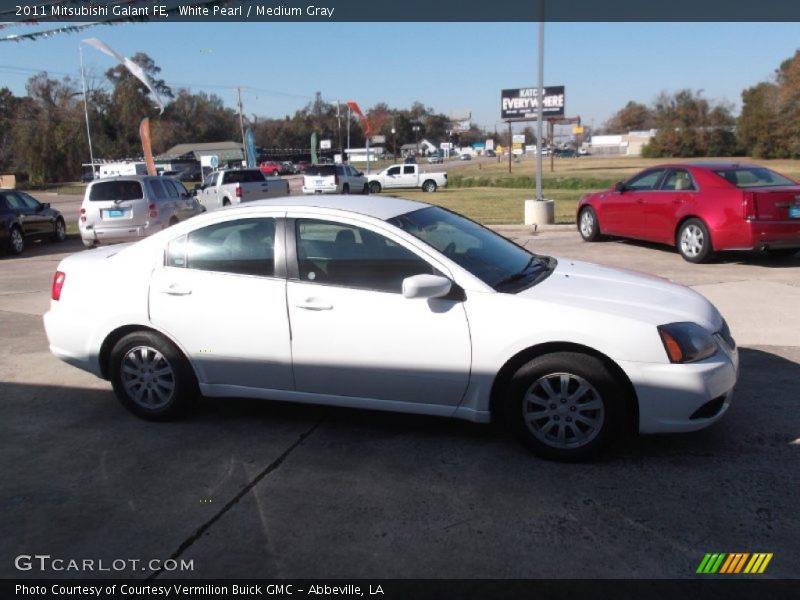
xmin=258 ymin=161 xmax=281 ymax=176
xmin=577 ymin=162 xmax=800 ymax=262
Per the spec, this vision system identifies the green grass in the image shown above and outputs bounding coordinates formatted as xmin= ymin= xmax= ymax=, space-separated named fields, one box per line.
xmin=396 ymin=187 xmax=581 ymax=225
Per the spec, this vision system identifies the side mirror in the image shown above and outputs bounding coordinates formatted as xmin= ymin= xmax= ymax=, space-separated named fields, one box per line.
xmin=40 ymin=202 xmax=50 ymax=210
xmin=402 ymin=274 xmax=452 ymax=300
xmin=614 ymin=181 xmax=626 ymax=193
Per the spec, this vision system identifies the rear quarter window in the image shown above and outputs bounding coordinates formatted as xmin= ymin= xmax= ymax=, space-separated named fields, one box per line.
xmin=88 ymin=180 xmax=144 ymax=201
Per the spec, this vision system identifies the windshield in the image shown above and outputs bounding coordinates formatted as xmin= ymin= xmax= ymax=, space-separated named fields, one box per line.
xmin=713 ymin=167 xmax=796 ymax=188
xmin=387 ymin=206 xmax=554 ymax=291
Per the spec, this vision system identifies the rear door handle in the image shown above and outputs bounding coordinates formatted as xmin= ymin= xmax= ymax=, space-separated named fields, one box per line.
xmin=295 ymin=300 xmax=333 ymax=311
xmin=636 ymin=199 xmax=645 ymax=204
xmin=160 ymin=284 xmax=192 ymax=296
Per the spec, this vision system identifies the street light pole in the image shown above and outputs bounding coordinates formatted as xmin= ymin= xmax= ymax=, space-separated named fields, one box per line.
xmin=535 ymin=3 xmax=545 ymax=201
xmin=413 ymin=125 xmax=420 ymax=156
xmin=78 ymin=44 xmax=95 ymax=176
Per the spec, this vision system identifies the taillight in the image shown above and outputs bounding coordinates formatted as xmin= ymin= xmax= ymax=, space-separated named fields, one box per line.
xmin=80 ymin=207 xmax=86 ymax=222
xmin=334 ymin=175 xmax=339 ymax=185
xmin=148 ymin=202 xmax=158 ymax=218
xmin=51 ymin=271 xmax=66 ymax=301
xmin=235 ymin=184 xmax=242 ymax=198
xmin=743 ymin=192 xmax=758 ymax=221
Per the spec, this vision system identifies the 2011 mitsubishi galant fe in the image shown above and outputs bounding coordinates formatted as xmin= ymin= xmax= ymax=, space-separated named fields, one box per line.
xmin=43 ymin=196 xmax=739 ymax=461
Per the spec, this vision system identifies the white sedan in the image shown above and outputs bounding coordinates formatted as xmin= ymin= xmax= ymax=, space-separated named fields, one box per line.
xmin=43 ymin=196 xmax=738 ymax=461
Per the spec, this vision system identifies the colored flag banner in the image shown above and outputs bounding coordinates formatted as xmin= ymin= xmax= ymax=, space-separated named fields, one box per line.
xmin=139 ymin=118 xmax=156 ymax=176
xmin=83 ymin=37 xmax=166 ymax=114
xmin=245 ymin=128 xmax=257 ymax=168
xmin=346 ymin=100 xmax=372 ymax=136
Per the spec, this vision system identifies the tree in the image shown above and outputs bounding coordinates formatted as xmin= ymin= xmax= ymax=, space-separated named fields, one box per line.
xmin=603 ymin=101 xmax=654 ymax=133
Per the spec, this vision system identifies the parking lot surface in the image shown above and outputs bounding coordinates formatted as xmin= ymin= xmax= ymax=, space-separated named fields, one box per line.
xmin=1 ymin=200 xmax=798 ymax=579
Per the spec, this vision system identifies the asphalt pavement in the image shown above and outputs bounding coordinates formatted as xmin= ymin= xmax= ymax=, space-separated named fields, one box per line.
xmin=1 ymin=204 xmax=798 ymax=579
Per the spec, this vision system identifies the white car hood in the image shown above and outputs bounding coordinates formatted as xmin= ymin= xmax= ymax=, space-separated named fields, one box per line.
xmin=520 ymin=258 xmax=722 ymax=332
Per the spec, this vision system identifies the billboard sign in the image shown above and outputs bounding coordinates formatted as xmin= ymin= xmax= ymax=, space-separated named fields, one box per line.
xmin=370 ymin=135 xmax=386 ymax=144
xmin=320 ymin=139 xmax=332 ymax=149
xmin=501 ymin=86 xmax=565 ymax=120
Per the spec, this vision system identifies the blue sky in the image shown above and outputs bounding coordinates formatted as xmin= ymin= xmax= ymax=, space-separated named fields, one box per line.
xmin=1 ymin=21 xmax=799 ymax=131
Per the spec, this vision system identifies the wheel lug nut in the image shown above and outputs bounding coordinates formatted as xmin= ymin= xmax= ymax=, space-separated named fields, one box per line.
xmin=566 ymin=417 xmax=572 ymax=422
xmin=570 ymin=406 xmax=576 ymax=412
xmin=561 ymin=399 xmax=567 ymax=403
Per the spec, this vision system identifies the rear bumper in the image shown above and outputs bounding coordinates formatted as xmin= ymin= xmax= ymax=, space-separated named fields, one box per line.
xmin=80 ymin=219 xmax=165 ymax=244
xmin=717 ymin=220 xmax=800 ymax=250
xmin=302 ymin=186 xmax=339 ymax=194
xmin=43 ymin=309 xmax=103 ymax=378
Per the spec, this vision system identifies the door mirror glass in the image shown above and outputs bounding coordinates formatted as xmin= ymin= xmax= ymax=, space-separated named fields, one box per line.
xmin=402 ymin=274 xmax=452 ymax=299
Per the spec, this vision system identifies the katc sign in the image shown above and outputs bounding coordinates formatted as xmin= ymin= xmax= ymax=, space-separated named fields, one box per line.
xmin=501 ymin=86 xmax=565 ymax=120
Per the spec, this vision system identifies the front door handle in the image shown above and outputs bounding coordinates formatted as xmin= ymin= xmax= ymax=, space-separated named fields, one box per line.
xmin=160 ymin=284 xmax=192 ymax=296
xmin=636 ymin=199 xmax=646 ymax=204
xmin=295 ymin=299 xmax=333 ymax=311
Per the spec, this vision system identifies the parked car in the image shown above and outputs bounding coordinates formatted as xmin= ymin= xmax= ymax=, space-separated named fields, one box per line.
xmin=296 ymin=160 xmax=311 ymax=173
xmin=158 ymin=170 xmax=181 ymax=178
xmin=79 ymin=176 xmax=204 ymax=249
xmin=1 ymin=190 xmax=66 ymax=255
xmin=44 ymin=196 xmax=738 ymax=461
xmin=258 ymin=161 xmax=281 ymax=176
xmin=578 ymin=162 xmax=800 ymax=263
xmin=367 ymin=163 xmax=447 ymax=193
xmin=177 ymin=167 xmax=202 ymax=183
xmin=302 ymin=164 xmax=368 ymax=195
xmin=195 ymin=169 xmax=289 ymax=211
xmin=486 ymin=149 xmax=497 ymax=157
xmin=554 ymin=148 xmax=578 ymax=158
xmin=578 ymin=148 xmax=590 ymax=156
xmin=427 ymin=154 xmax=444 ymax=164
xmin=460 ymin=153 xmax=472 ymax=160
xmin=279 ymin=161 xmax=299 ymax=175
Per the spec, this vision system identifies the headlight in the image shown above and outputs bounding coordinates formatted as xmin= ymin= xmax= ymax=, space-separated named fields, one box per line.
xmin=657 ymin=322 xmax=718 ymax=363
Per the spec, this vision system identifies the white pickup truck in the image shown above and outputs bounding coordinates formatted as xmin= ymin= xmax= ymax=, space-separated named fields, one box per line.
xmin=367 ymin=163 xmax=447 ymax=193
xmin=194 ymin=168 xmax=289 ymax=211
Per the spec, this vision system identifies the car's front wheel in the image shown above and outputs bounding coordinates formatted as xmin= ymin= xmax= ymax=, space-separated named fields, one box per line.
xmin=109 ymin=331 xmax=197 ymax=420
xmin=53 ymin=218 xmax=66 ymax=242
xmin=503 ymin=352 xmax=626 ymax=461
xmin=677 ymin=218 xmax=714 ymax=263
xmin=578 ymin=206 xmax=601 ymax=241
xmin=369 ymin=181 xmax=382 ymax=194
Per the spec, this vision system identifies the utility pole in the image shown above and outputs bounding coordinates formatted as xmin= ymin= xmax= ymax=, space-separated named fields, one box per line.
xmin=336 ymin=100 xmax=342 ymax=157
xmin=535 ymin=4 xmax=545 ymax=200
xmin=236 ymin=87 xmax=246 ymax=166
xmin=346 ymin=105 xmax=351 ymax=155
xmin=79 ymin=44 xmax=95 ymax=177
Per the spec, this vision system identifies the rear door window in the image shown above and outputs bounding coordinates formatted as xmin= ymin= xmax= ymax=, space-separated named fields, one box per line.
xmin=88 ymin=180 xmax=144 ymax=201
xmin=661 ymin=169 xmax=696 ymax=191
xmin=403 ymin=166 xmax=415 ymax=175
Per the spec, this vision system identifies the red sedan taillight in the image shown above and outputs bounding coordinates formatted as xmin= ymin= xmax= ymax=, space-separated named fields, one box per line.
xmin=235 ymin=184 xmax=242 ymax=198
xmin=743 ymin=192 xmax=758 ymax=221
xmin=51 ymin=271 xmax=66 ymax=301
xmin=148 ymin=203 xmax=158 ymax=218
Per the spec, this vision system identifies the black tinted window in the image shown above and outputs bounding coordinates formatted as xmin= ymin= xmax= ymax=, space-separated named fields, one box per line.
xmin=89 ymin=180 xmax=144 ymax=201
xmin=403 ymin=166 xmax=415 ymax=174
xmin=295 ymin=219 xmax=435 ymax=293
xmin=167 ymin=218 xmax=276 ymax=277
xmin=305 ymin=165 xmax=336 ymax=177
xmin=387 ymin=167 xmax=401 ymax=176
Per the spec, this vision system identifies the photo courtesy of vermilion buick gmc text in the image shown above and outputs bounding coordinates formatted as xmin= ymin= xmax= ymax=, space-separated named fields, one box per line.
xmin=44 ymin=196 xmax=738 ymax=461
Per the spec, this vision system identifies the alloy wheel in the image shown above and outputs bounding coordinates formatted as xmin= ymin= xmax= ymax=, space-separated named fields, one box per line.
xmin=579 ymin=210 xmax=595 ymax=238
xmin=522 ymin=372 xmax=605 ymax=449
xmin=10 ymin=228 xmax=23 ymax=253
xmin=120 ymin=346 xmax=176 ymax=410
xmin=680 ymin=224 xmax=704 ymax=258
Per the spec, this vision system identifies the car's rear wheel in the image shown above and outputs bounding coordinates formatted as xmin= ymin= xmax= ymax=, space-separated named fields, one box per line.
xmin=222 ymin=198 xmax=231 ymax=207
xmin=422 ymin=180 xmax=437 ymax=193
xmin=7 ymin=226 xmax=24 ymax=255
xmin=578 ymin=206 xmax=601 ymax=241
xmin=502 ymin=352 xmax=626 ymax=461
xmin=110 ymin=331 xmax=197 ymax=420
xmin=369 ymin=181 xmax=382 ymax=194
xmin=53 ymin=218 xmax=66 ymax=242
xmin=342 ymin=183 xmax=350 ymax=195
xmin=677 ymin=218 xmax=714 ymax=263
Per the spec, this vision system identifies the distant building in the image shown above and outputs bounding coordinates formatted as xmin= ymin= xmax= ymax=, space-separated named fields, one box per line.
xmin=400 ymin=139 xmax=437 ymax=157
xmin=156 ymin=141 xmax=245 ymax=170
xmin=345 ymin=147 xmax=385 ymax=163
xmin=589 ymin=130 xmax=656 ymax=156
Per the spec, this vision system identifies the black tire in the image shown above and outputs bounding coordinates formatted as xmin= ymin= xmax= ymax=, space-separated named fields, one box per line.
xmin=53 ymin=218 xmax=67 ymax=242
xmin=82 ymin=238 xmax=96 ymax=249
xmin=422 ymin=180 xmax=437 ymax=193
xmin=362 ymin=183 xmax=370 ymax=195
xmin=677 ymin=218 xmax=714 ymax=263
xmin=369 ymin=181 xmax=382 ymax=194
xmin=222 ymin=198 xmax=231 ymax=207
xmin=168 ymin=217 xmax=179 ymax=226
xmin=7 ymin=225 xmax=24 ymax=255
xmin=766 ymin=248 xmax=798 ymax=259
xmin=109 ymin=331 xmax=197 ymax=421
xmin=502 ymin=352 xmax=627 ymax=462
xmin=342 ymin=183 xmax=350 ymax=195
xmin=578 ymin=206 xmax=601 ymax=242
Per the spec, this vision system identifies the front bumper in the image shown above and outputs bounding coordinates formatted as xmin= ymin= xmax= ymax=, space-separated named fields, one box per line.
xmin=621 ymin=343 xmax=739 ymax=434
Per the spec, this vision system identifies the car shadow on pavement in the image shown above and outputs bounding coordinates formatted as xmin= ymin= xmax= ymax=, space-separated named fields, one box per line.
xmin=0 ymin=235 xmax=84 ymax=260
xmin=611 ymin=238 xmax=800 ymax=267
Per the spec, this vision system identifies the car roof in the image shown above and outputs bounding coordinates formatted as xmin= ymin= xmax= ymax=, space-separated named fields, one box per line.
xmin=243 ymin=195 xmax=431 ymax=220
xmin=653 ymin=161 xmax=764 ymax=171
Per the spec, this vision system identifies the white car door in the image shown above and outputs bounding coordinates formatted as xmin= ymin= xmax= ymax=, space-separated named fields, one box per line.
xmin=149 ymin=216 xmax=293 ymax=391
xmin=382 ymin=165 xmax=403 ymax=189
xmin=286 ymin=216 xmax=471 ymax=406
xmin=399 ymin=165 xmax=418 ymax=187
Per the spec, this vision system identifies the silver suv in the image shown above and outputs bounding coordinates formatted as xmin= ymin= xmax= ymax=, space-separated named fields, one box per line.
xmin=79 ymin=176 xmax=203 ymax=248
xmin=302 ymin=164 xmax=368 ymax=195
